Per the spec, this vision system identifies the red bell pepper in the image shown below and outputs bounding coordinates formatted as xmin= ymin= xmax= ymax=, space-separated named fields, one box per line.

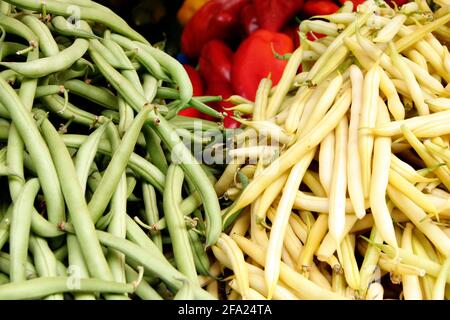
xmin=240 ymin=2 xmax=260 ymax=35
xmin=199 ymin=40 xmax=234 ymax=85
xmin=205 ymin=82 xmax=241 ymax=128
xmin=231 ymin=29 xmax=294 ymax=101
xmin=179 ymin=64 xmax=205 ymax=118
xmin=181 ymin=0 xmax=249 ymax=58
xmin=252 ymin=0 xmax=304 ymax=32
xmin=303 ymin=0 xmax=339 ymax=17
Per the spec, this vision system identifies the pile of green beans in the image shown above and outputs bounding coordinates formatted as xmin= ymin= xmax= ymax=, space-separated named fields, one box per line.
xmin=0 ymin=0 xmax=227 ymax=300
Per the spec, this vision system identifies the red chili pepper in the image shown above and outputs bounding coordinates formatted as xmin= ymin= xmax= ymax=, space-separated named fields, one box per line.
xmin=205 ymin=82 xmax=241 ymax=128
xmin=199 ymin=40 xmax=234 ymax=85
xmin=252 ymin=0 xmax=304 ymax=32
xmin=303 ymin=0 xmax=339 ymax=17
xmin=240 ymin=2 xmax=260 ymax=35
xmin=179 ymin=64 xmax=205 ymax=118
xmin=231 ymin=29 xmax=294 ymax=101
xmin=181 ymin=0 xmax=249 ymax=58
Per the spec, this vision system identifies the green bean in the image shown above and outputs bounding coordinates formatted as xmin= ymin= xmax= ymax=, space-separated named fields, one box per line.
xmin=8 ymin=48 xmax=40 ymax=249
xmin=34 ymin=85 xmax=66 ymax=98
xmin=53 ymin=245 xmax=68 ymax=262
xmin=35 ymin=110 xmax=113 ymax=282
xmin=174 ymin=279 xmax=194 ymax=300
xmin=102 ymin=123 xmax=129 ymax=300
xmin=62 ymin=134 xmax=165 ymax=192
xmin=118 ymin=97 xmax=135 ymax=135
xmin=156 ymin=87 xmax=222 ymax=104
xmin=103 ymin=33 xmax=135 ymax=70
xmin=51 ymin=16 xmax=99 ymax=40
xmin=67 ymin=235 xmax=96 ymax=300
xmin=0 ymin=42 xmax=27 ymax=60
xmin=89 ymin=45 xmax=149 ymax=112
xmin=53 ymin=66 xmax=90 ymax=83
xmin=0 ymin=118 xmax=9 ymax=135
xmin=0 ymin=12 xmax=37 ymax=44
xmin=2 ymin=0 xmax=147 ymax=43
xmin=125 ymin=264 xmax=162 ymax=300
xmin=109 ymin=34 xmax=170 ymax=81
xmin=169 ymin=115 xmax=221 ymax=132
xmin=0 ymin=205 xmax=12 ymax=251
xmin=94 ymin=230 xmax=214 ymax=299
xmin=89 ymin=39 xmax=130 ymax=70
xmin=142 ymin=73 xmax=158 ymax=102
xmin=73 ymin=122 xmax=108 ymax=194
xmin=152 ymin=115 xmax=222 ymax=247
xmin=101 ymin=109 xmax=120 ymax=122
xmin=0 ymin=76 xmax=65 ymax=226
xmin=0 ymin=252 xmax=37 ymax=279
xmin=0 ymin=273 xmax=8 ymax=285
xmin=0 ymin=1 xmax=11 ymax=14
xmin=142 ymin=125 xmax=168 ymax=174
xmin=188 ymin=229 xmax=211 ymax=276
xmin=163 ymin=165 xmax=198 ymax=283
xmin=125 ymin=214 xmax=170 ymax=266
xmin=0 ymin=276 xmax=135 ymax=299
xmin=31 ymin=211 xmax=64 ymax=238
xmin=142 ymin=182 xmax=163 ymax=251
xmin=40 ymin=95 xmax=99 ymax=127
xmin=29 ymin=235 xmax=64 ymax=300
xmin=21 ymin=15 xmax=59 ymax=57
xmin=0 ymin=38 xmax=89 ymax=78
xmin=63 ymin=79 xmax=119 ymax=110
xmin=88 ymin=105 xmax=152 ymax=223
xmin=10 ymin=178 xmax=40 ymax=283
xmin=134 ymin=40 xmax=192 ymax=108
xmin=166 ymin=97 xmax=224 ymax=120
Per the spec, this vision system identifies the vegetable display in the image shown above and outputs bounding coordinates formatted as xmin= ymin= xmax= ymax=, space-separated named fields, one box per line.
xmin=0 ymin=0 xmax=224 ymax=300
xmin=0 ymin=0 xmax=450 ymax=301
xmin=210 ymin=0 xmax=450 ymax=300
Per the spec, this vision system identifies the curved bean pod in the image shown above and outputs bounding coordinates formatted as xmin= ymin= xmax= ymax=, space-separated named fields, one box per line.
xmin=0 ymin=76 xmax=65 ymax=225
xmin=61 ymin=134 xmax=165 ymax=192
xmin=88 ymin=105 xmax=153 ymax=223
xmin=9 ymin=178 xmax=40 ymax=283
xmin=94 ymin=230 xmax=214 ymax=300
xmin=1 ymin=39 xmax=89 ymax=78
xmin=0 ymin=12 xmax=37 ymax=44
xmin=0 ymin=276 xmax=135 ymax=300
xmin=152 ymin=115 xmax=222 ymax=247
xmin=21 ymin=15 xmax=59 ymax=57
xmin=63 ymin=79 xmax=118 ymax=110
xmin=1 ymin=0 xmax=147 ymax=43
xmin=35 ymin=110 xmax=113 ymax=282
xmin=29 ymin=235 xmax=64 ymax=300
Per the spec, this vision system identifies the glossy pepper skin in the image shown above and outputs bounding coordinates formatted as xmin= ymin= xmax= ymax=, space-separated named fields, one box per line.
xmin=181 ymin=0 xmax=249 ymax=58
xmin=253 ymin=0 xmax=304 ymax=32
xmin=179 ymin=64 xmax=205 ymax=118
xmin=303 ymin=0 xmax=340 ymax=16
xmin=240 ymin=2 xmax=260 ymax=35
xmin=199 ymin=40 xmax=234 ymax=85
xmin=231 ymin=29 xmax=294 ymax=101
